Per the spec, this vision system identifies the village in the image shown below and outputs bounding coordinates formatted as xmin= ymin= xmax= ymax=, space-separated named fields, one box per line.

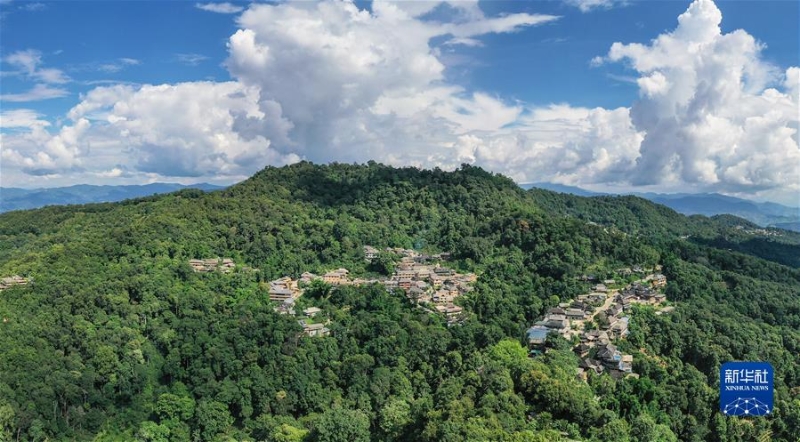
xmin=188 ymin=246 xmax=474 ymax=337
xmin=527 ymin=268 xmax=672 ymax=382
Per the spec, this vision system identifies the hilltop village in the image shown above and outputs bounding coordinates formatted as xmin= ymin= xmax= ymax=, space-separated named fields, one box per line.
xmin=263 ymin=247 xmax=475 ymax=336
xmin=527 ymin=269 xmax=671 ymax=381
xmin=188 ymin=247 xmax=475 ymax=337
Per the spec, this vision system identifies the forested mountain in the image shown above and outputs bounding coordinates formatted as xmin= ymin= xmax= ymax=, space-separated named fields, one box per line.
xmin=0 ymin=162 xmax=798 ymax=442
xmin=0 ymin=183 xmax=225 ymax=213
xmin=522 ymin=183 xmax=800 ymax=231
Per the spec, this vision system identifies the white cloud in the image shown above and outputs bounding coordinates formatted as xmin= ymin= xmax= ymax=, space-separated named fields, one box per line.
xmin=195 ymin=2 xmax=244 ymax=14
xmin=3 ymin=0 xmax=798 ymax=205
xmin=0 ymin=109 xmax=51 ymax=129
xmin=19 ymin=2 xmax=46 ymax=12
xmin=175 ymin=53 xmax=210 ymax=66
xmin=563 ymin=0 xmax=627 ymax=13
xmin=1 ymin=118 xmax=90 ymax=175
xmin=597 ymin=0 xmax=799 ymax=194
xmin=4 ymin=81 xmax=298 ymax=181
xmin=3 ymin=49 xmax=70 ymax=84
xmin=225 ymin=0 xmax=556 ymax=162
xmin=0 ymin=84 xmax=69 ymax=102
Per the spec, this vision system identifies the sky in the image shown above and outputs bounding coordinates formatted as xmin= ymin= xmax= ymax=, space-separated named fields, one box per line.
xmin=0 ymin=0 xmax=798 ymax=206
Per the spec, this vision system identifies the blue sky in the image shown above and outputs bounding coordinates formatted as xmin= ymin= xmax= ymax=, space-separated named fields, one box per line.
xmin=1 ymin=0 xmax=798 ymax=206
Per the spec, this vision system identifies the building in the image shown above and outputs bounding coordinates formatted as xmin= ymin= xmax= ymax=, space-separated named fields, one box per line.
xmin=651 ymin=274 xmax=667 ymax=288
xmin=269 ymin=287 xmax=294 ymax=302
xmin=364 ymin=246 xmax=380 ymax=261
xmin=565 ymin=308 xmax=587 ymax=320
xmin=303 ymin=307 xmax=322 ymax=317
xmin=0 ymin=275 xmax=29 ymax=290
xmin=323 ymin=268 xmax=349 ymax=285
xmin=299 ymin=322 xmax=330 ymax=337
xmin=189 ymin=258 xmax=236 ymax=273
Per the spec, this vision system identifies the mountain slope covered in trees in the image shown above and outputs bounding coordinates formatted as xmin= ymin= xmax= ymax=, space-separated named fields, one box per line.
xmin=0 ymin=162 xmax=798 ymax=441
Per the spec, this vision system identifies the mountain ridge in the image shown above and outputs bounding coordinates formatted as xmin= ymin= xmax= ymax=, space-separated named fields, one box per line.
xmin=0 ymin=182 xmax=226 ymax=213
xmin=523 ymin=182 xmax=800 ymax=231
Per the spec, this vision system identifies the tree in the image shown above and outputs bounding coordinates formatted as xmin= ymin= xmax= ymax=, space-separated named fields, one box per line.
xmin=311 ymin=408 xmax=370 ymax=442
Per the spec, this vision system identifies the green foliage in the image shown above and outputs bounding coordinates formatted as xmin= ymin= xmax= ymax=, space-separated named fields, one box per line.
xmin=0 ymin=162 xmax=798 ymax=441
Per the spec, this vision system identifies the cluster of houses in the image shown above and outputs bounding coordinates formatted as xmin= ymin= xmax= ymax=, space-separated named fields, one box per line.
xmin=189 ymin=258 xmax=236 ymax=273
xmin=0 ymin=275 xmax=29 ymax=291
xmin=380 ymin=256 xmax=474 ymax=325
xmin=618 ymin=280 xmax=666 ymax=306
xmin=265 ymin=246 xmax=472 ymax=333
xmin=527 ymin=271 xmax=669 ymax=381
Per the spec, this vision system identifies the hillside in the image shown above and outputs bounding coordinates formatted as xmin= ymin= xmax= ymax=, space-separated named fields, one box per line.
xmin=0 ymin=183 xmax=225 ymax=213
xmin=0 ymin=162 xmax=798 ymax=442
xmin=522 ymin=183 xmax=800 ymax=232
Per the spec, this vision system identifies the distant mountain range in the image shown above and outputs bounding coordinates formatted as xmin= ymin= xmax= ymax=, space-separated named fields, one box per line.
xmin=522 ymin=182 xmax=800 ymax=232
xmin=0 ymin=183 xmax=225 ymax=213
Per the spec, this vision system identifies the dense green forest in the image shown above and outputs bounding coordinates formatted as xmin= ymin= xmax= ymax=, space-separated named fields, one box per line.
xmin=0 ymin=162 xmax=798 ymax=441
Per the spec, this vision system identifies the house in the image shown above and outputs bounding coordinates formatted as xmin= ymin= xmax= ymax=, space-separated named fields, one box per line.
xmin=436 ymin=304 xmax=463 ymax=318
xmin=619 ymin=354 xmax=633 ymax=373
xmin=542 ymin=314 xmax=570 ymax=331
xmin=397 ymin=278 xmax=412 ymax=290
xmin=593 ymin=284 xmax=608 ymax=293
xmin=548 ymin=307 xmax=566 ymax=316
xmin=609 ymin=317 xmax=629 ymax=338
xmin=303 ymin=307 xmax=322 ymax=318
xmin=323 ymin=268 xmax=349 ymax=284
xmin=299 ymin=322 xmax=330 ymax=337
xmin=433 ymin=267 xmax=454 ymax=276
xmin=220 ymin=258 xmax=235 ymax=273
xmin=651 ymin=274 xmax=667 ymax=288
xmin=364 ymin=246 xmax=380 ymax=261
xmin=300 ymin=272 xmax=319 ymax=284
xmin=575 ymin=343 xmax=592 ymax=358
xmin=526 ymin=325 xmax=550 ymax=347
xmin=189 ymin=258 xmax=235 ymax=273
xmin=603 ymin=279 xmax=616 ymax=285
xmin=0 ymin=275 xmax=29 ymax=290
xmin=269 ymin=287 xmax=295 ymax=302
xmin=395 ymin=268 xmax=415 ymax=279
xmin=596 ymin=343 xmax=622 ymax=367
xmin=565 ymin=308 xmax=587 ymax=320
xmin=607 ymin=304 xmax=623 ymax=318
xmin=583 ymin=330 xmax=610 ymax=344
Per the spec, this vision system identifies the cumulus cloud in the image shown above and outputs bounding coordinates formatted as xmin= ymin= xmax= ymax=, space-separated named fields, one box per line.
xmin=225 ymin=0 xmax=556 ymax=162
xmin=596 ymin=0 xmax=799 ymax=194
xmin=3 ymin=81 xmax=299 ymax=182
xmin=3 ymin=0 xmax=798 ymax=204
